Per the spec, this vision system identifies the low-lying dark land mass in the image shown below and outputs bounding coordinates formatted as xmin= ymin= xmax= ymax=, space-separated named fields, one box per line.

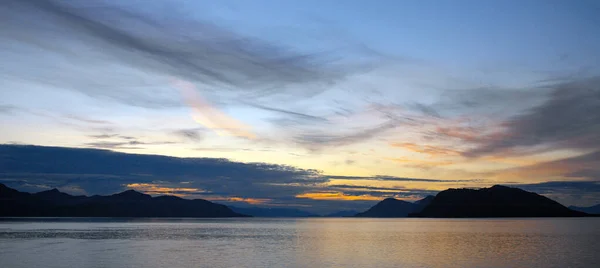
xmin=410 ymin=185 xmax=588 ymax=218
xmin=354 ymin=186 xmax=592 ymax=218
xmin=2 ymin=183 xmax=595 ymax=218
xmin=569 ymin=204 xmax=600 ymax=215
xmin=0 ymin=183 xmax=247 ymax=217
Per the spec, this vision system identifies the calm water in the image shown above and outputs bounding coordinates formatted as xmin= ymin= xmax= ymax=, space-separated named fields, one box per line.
xmin=0 ymin=218 xmax=599 ymax=268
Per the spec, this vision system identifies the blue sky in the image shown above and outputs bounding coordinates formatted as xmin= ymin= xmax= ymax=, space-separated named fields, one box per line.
xmin=1 ymin=0 xmax=599 ymax=212
xmin=207 ymin=0 xmax=600 ymax=70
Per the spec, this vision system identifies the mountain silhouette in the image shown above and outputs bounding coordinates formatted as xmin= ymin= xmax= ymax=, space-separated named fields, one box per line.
xmin=0 ymin=183 xmax=247 ymax=217
xmin=354 ymin=196 xmax=434 ymax=217
xmin=414 ymin=195 xmax=435 ymax=210
xmin=412 ymin=185 xmax=587 ymax=218
xmin=34 ymin=188 xmax=85 ymax=200
xmin=109 ymin=189 xmax=153 ymax=201
xmin=0 ymin=183 xmax=29 ymax=199
xmin=569 ymin=204 xmax=600 ymax=215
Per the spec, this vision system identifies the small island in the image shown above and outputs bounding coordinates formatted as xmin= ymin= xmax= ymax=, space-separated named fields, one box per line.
xmin=352 ymin=185 xmax=588 ymax=218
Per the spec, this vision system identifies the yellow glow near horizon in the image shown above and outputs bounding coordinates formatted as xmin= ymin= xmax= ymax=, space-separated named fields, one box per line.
xmin=204 ymin=196 xmax=271 ymax=205
xmin=19 ymin=114 xmax=592 ymax=199
xmin=125 ymin=183 xmax=202 ymax=197
xmin=125 ymin=183 xmax=271 ymax=204
xmin=296 ymin=192 xmax=383 ymax=201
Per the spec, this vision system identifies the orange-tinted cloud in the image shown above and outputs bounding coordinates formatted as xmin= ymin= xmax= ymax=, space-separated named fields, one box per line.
xmin=434 ymin=125 xmax=479 ymax=142
xmin=174 ymin=79 xmax=256 ymax=139
xmin=480 ymin=151 xmax=599 ymax=183
xmin=125 ymin=183 xmax=203 ymax=197
xmin=205 ymin=196 xmax=271 ymax=205
xmin=296 ymin=191 xmax=382 ymax=201
xmin=479 ymin=154 xmax=544 ymax=167
xmin=127 ymin=183 xmax=270 ymax=204
xmin=390 ymin=142 xmax=461 ymax=156
xmin=385 ymin=157 xmax=454 ymax=167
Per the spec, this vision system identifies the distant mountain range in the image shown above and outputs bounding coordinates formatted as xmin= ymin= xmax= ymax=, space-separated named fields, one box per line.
xmin=228 ymin=207 xmax=361 ymax=217
xmin=0 ymin=183 xmax=247 ymax=217
xmin=411 ymin=185 xmax=587 ymax=217
xmin=2 ymin=183 xmax=595 ymax=218
xmin=569 ymin=204 xmax=600 ymax=215
xmin=354 ymin=196 xmax=434 ymax=217
xmin=229 ymin=206 xmax=319 ymax=217
xmin=324 ymin=210 xmax=360 ymax=217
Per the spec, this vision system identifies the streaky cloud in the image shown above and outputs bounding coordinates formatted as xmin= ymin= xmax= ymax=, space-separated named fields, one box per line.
xmin=172 ymin=128 xmax=203 ymax=142
xmin=462 ymin=76 xmax=600 ymax=157
xmin=1 ymin=0 xmax=375 ymax=108
xmin=327 ymin=175 xmax=480 ymax=183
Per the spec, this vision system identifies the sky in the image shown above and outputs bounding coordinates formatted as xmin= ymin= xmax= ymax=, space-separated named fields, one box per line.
xmin=1 ymin=0 xmax=599 ymax=213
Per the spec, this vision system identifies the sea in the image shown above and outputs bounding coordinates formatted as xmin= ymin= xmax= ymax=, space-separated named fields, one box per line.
xmin=0 ymin=218 xmax=599 ymax=268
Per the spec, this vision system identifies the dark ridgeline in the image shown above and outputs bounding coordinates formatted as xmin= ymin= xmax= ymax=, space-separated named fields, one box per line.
xmin=0 ymin=184 xmax=247 ymax=217
xmin=228 ymin=206 xmax=319 ymax=217
xmin=413 ymin=195 xmax=435 ymax=210
xmin=2 ymin=182 xmax=594 ymax=218
xmin=412 ymin=185 xmax=587 ymax=218
xmin=569 ymin=204 xmax=600 ymax=215
xmin=354 ymin=196 xmax=434 ymax=217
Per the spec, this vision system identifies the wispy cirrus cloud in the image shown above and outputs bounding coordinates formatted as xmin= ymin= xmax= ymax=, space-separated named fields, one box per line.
xmin=489 ymin=150 xmax=600 ymax=182
xmin=326 ymin=175 xmax=479 ymax=183
xmin=390 ymin=142 xmax=461 ymax=157
xmin=0 ymin=105 xmax=18 ymax=114
xmin=1 ymin=0 xmax=393 ymax=147
xmin=171 ymin=128 xmax=203 ymax=142
xmin=378 ymin=76 xmax=600 ymax=182
xmin=1 ymin=0 xmax=365 ymax=104
xmin=294 ymin=119 xmax=400 ymax=150
xmin=385 ymin=157 xmax=454 ymax=169
xmin=175 ymin=79 xmax=257 ymax=139
xmin=84 ymin=140 xmax=177 ymax=150
xmin=83 ymin=131 xmax=179 ymax=150
xmin=88 ymin=134 xmax=136 ymax=140
xmin=404 ymin=76 xmax=600 ymax=158
xmin=462 ymin=76 xmax=600 ymax=157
